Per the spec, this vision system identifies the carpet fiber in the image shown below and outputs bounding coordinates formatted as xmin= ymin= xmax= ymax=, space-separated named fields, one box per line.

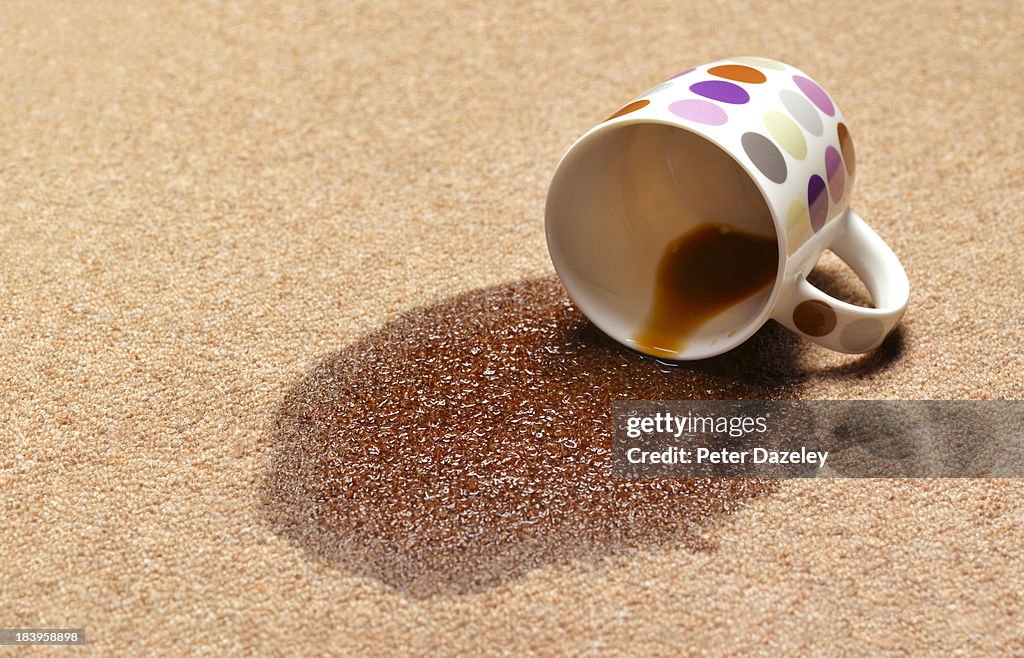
xmin=2 ymin=1 xmax=1022 ymax=655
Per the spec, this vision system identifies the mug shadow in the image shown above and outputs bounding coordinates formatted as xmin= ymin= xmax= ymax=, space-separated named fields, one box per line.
xmin=259 ymin=275 xmax=904 ymax=598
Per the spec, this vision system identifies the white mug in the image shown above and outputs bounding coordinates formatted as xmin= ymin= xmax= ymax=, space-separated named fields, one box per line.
xmin=545 ymin=56 xmax=909 ymax=360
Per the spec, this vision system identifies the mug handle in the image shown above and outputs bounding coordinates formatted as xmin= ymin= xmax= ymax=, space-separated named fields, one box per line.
xmin=773 ymin=210 xmax=909 ymax=353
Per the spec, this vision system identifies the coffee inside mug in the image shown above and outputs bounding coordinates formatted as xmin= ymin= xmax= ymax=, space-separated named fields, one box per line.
xmin=546 ymin=121 xmax=781 ymax=358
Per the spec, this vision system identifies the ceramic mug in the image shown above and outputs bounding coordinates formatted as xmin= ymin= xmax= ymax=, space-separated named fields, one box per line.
xmin=545 ymin=56 xmax=909 ymax=360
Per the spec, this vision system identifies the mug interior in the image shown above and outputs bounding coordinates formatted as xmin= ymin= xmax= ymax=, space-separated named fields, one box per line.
xmin=545 ymin=120 xmax=782 ymax=359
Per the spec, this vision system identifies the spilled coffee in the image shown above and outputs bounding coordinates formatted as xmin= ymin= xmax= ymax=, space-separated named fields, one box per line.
xmin=264 ymin=277 xmax=799 ymax=596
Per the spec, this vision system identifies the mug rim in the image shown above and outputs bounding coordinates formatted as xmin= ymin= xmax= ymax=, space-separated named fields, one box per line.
xmin=545 ymin=115 xmax=789 ymax=360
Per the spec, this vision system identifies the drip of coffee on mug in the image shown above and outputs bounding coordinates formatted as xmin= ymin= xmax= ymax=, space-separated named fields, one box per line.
xmin=633 ymin=224 xmax=778 ymax=356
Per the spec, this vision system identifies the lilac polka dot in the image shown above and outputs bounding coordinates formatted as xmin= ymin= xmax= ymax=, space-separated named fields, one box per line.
xmin=793 ymin=75 xmax=834 ymax=116
xmin=669 ymin=99 xmax=728 ymax=125
xmin=825 ymin=146 xmax=845 ymax=202
xmin=808 ymin=175 xmax=829 ymax=232
xmin=669 ymin=68 xmax=695 ymax=80
xmin=689 ymin=80 xmax=750 ymax=104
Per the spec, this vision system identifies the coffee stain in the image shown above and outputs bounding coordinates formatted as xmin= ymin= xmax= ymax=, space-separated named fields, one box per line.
xmin=633 ymin=224 xmax=778 ymax=357
xmin=261 ymin=277 xmax=809 ymax=597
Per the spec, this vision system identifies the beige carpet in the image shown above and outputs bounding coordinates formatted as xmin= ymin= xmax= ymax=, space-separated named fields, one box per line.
xmin=2 ymin=1 xmax=1023 ymax=655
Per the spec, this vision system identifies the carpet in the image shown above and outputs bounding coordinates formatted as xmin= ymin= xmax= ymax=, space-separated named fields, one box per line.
xmin=2 ymin=1 xmax=1022 ymax=655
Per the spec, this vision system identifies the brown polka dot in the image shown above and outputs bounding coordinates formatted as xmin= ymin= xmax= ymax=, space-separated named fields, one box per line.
xmin=838 ymin=122 xmax=855 ymax=175
xmin=840 ymin=317 xmax=885 ymax=352
xmin=793 ymin=300 xmax=837 ymax=336
xmin=708 ymin=64 xmax=768 ymax=84
xmin=606 ymin=99 xmax=649 ymax=121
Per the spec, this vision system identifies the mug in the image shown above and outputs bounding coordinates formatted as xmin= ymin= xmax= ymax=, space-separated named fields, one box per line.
xmin=545 ymin=56 xmax=909 ymax=360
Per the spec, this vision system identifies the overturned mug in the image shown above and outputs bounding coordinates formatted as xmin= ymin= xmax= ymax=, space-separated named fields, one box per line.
xmin=545 ymin=56 xmax=909 ymax=360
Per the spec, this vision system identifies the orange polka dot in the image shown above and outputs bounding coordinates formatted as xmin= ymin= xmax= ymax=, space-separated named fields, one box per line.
xmin=838 ymin=123 xmax=856 ymax=175
xmin=708 ymin=64 xmax=768 ymax=84
xmin=606 ymin=99 xmax=649 ymax=121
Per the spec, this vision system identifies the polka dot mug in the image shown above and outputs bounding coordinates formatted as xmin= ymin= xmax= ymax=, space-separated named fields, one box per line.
xmin=545 ymin=56 xmax=909 ymax=360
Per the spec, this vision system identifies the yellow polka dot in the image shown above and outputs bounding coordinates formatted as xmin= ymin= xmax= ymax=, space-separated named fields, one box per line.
xmin=786 ymin=200 xmax=812 ymax=253
xmin=730 ymin=56 xmax=786 ymax=70
xmin=763 ymin=110 xmax=807 ymax=160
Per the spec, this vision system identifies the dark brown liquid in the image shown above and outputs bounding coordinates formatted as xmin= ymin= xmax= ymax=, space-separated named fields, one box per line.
xmin=633 ymin=224 xmax=779 ymax=357
xmin=262 ymin=277 xmax=802 ymax=597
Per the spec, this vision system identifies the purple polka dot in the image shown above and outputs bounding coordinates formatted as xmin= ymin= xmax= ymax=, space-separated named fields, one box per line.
xmin=793 ymin=75 xmax=834 ymax=116
xmin=669 ymin=99 xmax=728 ymax=125
xmin=808 ymin=175 xmax=829 ymax=232
xmin=825 ymin=146 xmax=845 ymax=201
xmin=668 ymin=68 xmax=695 ymax=80
xmin=689 ymin=80 xmax=750 ymax=104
